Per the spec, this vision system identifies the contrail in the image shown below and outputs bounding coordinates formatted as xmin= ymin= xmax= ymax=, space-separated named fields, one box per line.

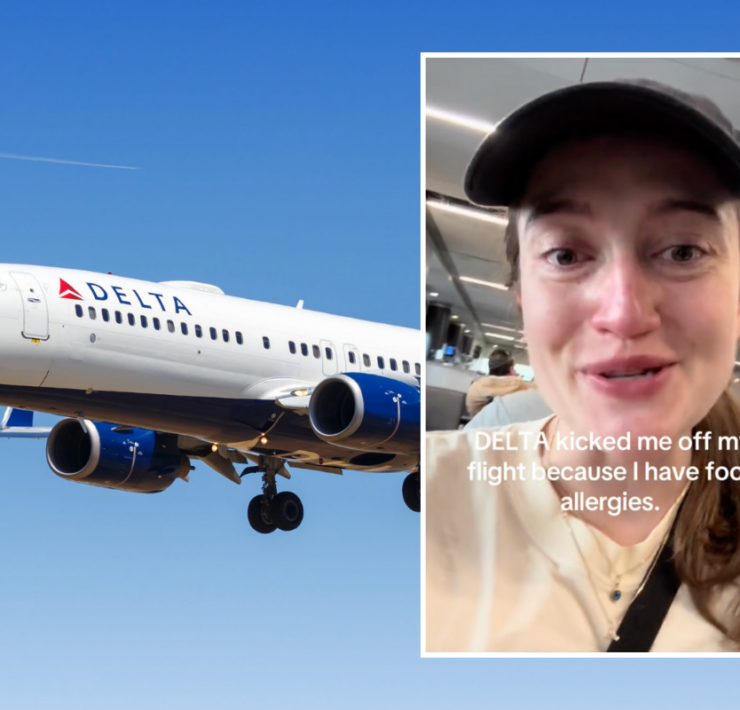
xmin=0 ymin=152 xmax=140 ymax=170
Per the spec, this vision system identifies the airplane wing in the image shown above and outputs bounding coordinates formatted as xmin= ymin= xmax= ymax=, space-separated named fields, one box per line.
xmin=0 ymin=408 xmax=53 ymax=439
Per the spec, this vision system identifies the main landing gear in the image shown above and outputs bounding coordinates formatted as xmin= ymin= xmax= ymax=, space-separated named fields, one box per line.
xmin=402 ymin=469 xmax=420 ymax=513
xmin=242 ymin=455 xmax=304 ymax=534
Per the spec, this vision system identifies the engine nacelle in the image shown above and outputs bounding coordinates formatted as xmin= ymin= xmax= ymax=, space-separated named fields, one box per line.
xmin=308 ymin=373 xmax=420 ymax=454
xmin=46 ymin=418 xmax=190 ymax=493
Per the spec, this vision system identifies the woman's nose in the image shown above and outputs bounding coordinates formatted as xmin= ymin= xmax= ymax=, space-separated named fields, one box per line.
xmin=589 ymin=256 xmax=661 ymax=339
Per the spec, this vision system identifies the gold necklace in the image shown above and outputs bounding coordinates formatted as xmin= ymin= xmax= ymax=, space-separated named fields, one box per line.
xmin=561 ymin=485 xmax=688 ymax=642
xmin=585 ymin=523 xmax=667 ymax=603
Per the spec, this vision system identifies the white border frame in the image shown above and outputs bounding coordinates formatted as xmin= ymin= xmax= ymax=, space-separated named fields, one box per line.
xmin=421 ymin=51 xmax=740 ymax=658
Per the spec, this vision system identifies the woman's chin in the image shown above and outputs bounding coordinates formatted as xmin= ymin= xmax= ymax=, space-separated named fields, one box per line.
xmin=574 ymin=411 xmax=683 ymax=447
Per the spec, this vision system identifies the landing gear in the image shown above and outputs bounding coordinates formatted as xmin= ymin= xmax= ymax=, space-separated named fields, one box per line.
xmin=272 ymin=491 xmax=304 ymax=531
xmin=403 ymin=470 xmax=420 ymax=512
xmin=247 ymin=494 xmax=277 ymax=534
xmin=242 ymin=455 xmax=304 ymax=533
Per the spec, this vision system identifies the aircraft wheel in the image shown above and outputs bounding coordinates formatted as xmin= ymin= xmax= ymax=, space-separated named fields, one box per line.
xmin=248 ymin=495 xmax=278 ymax=534
xmin=402 ymin=471 xmax=420 ymax=512
xmin=272 ymin=491 xmax=304 ymax=531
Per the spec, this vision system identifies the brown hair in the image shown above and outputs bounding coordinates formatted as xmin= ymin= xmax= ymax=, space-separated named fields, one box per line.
xmin=504 ymin=210 xmax=740 ymax=643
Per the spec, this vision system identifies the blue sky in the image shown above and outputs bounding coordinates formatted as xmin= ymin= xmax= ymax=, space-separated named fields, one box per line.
xmin=2 ymin=2 xmax=740 ymax=709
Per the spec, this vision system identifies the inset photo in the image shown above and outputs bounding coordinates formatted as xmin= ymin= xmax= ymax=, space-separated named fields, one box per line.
xmin=424 ymin=55 xmax=740 ymax=654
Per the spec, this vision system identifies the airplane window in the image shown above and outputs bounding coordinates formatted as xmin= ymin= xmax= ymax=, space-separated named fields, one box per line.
xmin=289 ymin=341 xmax=296 ymax=354
xmin=326 ymin=347 xmax=333 ymax=360
xmin=236 ymin=331 xmax=243 ymax=345
xmin=210 ymin=327 xmax=217 ymax=340
xmin=181 ymin=323 xmax=188 ymax=336
xmin=167 ymin=320 xmax=175 ymax=333
xmin=313 ymin=345 xmax=320 ymax=358
xmin=390 ymin=358 xmax=397 ymax=371
xmin=195 ymin=324 xmax=202 ymax=338
xmin=153 ymin=317 xmax=161 ymax=331
xmin=88 ymin=307 xmax=96 ymax=320
xmin=75 ymin=305 xmax=83 ymax=318
xmin=363 ymin=354 xmax=370 ymax=367
xmin=141 ymin=315 xmax=148 ymax=328
xmin=115 ymin=311 xmax=122 ymax=324
xmin=348 ymin=351 xmax=356 ymax=364
xmin=263 ymin=336 xmax=270 ymax=349
xmin=403 ymin=360 xmax=410 ymax=373
xmin=301 ymin=343 xmax=308 ymax=356
xmin=222 ymin=329 xmax=229 ymax=342
xmin=128 ymin=313 xmax=135 ymax=326
xmin=102 ymin=309 xmax=110 ymax=322
xmin=415 ymin=363 xmax=421 ymax=375
xmin=377 ymin=356 xmax=385 ymax=369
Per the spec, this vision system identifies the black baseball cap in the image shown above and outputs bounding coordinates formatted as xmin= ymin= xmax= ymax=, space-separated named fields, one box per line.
xmin=464 ymin=79 xmax=740 ymax=208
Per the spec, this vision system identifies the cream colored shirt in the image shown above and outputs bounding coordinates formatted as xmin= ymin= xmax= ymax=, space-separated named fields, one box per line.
xmin=426 ymin=417 xmax=737 ymax=653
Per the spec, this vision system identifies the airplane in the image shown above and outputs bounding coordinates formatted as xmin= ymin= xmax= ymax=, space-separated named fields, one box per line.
xmin=0 ymin=265 xmax=421 ymax=533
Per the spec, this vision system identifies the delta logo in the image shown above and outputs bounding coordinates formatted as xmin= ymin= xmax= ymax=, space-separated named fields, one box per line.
xmin=59 ymin=279 xmax=84 ymax=301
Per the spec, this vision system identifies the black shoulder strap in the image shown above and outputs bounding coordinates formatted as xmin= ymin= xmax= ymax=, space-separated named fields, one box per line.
xmin=606 ymin=524 xmax=681 ymax=653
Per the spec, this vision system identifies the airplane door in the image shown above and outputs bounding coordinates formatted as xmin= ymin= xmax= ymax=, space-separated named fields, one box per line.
xmin=343 ymin=344 xmax=360 ymax=372
xmin=10 ymin=272 xmax=50 ymax=340
xmin=320 ymin=340 xmax=338 ymax=376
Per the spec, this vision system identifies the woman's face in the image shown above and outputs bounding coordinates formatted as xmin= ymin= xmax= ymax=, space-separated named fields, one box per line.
xmin=517 ymin=135 xmax=740 ymax=442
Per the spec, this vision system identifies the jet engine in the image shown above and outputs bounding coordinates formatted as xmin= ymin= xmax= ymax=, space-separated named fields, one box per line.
xmin=46 ymin=418 xmax=190 ymax=493
xmin=308 ymin=373 xmax=420 ymax=454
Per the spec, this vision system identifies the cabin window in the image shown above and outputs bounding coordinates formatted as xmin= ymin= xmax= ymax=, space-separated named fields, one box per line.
xmin=141 ymin=315 xmax=148 ymax=328
xmin=222 ymin=329 xmax=229 ymax=342
xmin=325 ymin=347 xmax=333 ymax=360
xmin=128 ymin=313 xmax=135 ymax=326
xmin=348 ymin=351 xmax=356 ymax=364
xmin=210 ymin=327 xmax=217 ymax=340
xmin=115 ymin=311 xmax=122 ymax=324
xmin=167 ymin=320 xmax=175 ymax=333
xmin=377 ymin=356 xmax=385 ymax=369
xmin=88 ymin=307 xmax=96 ymax=320
xmin=390 ymin=358 xmax=397 ymax=371
xmin=102 ymin=309 xmax=110 ymax=322
xmin=402 ymin=360 xmax=410 ymax=373
xmin=312 ymin=345 xmax=320 ymax=358
xmin=195 ymin=324 xmax=202 ymax=338
xmin=75 ymin=305 xmax=83 ymax=318
xmin=363 ymin=354 xmax=370 ymax=367
xmin=301 ymin=343 xmax=308 ymax=356
xmin=415 ymin=363 xmax=421 ymax=375
xmin=236 ymin=331 xmax=243 ymax=345
xmin=181 ymin=323 xmax=188 ymax=335
xmin=263 ymin=336 xmax=270 ymax=349
xmin=289 ymin=341 xmax=296 ymax=354
xmin=153 ymin=317 xmax=161 ymax=331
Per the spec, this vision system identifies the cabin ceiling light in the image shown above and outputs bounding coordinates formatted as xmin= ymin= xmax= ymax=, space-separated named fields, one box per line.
xmin=426 ymin=106 xmax=496 ymax=133
xmin=427 ymin=200 xmax=508 ymax=226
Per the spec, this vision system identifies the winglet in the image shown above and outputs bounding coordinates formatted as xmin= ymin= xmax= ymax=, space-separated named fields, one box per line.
xmin=0 ymin=407 xmax=52 ymax=439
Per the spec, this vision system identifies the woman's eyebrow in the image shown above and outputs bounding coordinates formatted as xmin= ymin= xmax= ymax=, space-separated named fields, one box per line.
xmin=524 ymin=198 xmax=591 ymax=228
xmin=651 ymin=198 xmax=722 ymax=223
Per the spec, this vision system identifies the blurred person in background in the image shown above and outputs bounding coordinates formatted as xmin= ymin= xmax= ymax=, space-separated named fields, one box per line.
xmin=465 ymin=347 xmax=531 ymax=417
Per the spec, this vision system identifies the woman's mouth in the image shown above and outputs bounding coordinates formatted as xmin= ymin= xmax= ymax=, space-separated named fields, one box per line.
xmin=600 ymin=367 xmax=664 ymax=381
xmin=581 ymin=359 xmax=677 ymax=399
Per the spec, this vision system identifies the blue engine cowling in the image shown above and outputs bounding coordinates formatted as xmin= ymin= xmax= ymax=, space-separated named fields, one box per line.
xmin=308 ymin=373 xmax=420 ymax=455
xmin=46 ymin=418 xmax=190 ymax=493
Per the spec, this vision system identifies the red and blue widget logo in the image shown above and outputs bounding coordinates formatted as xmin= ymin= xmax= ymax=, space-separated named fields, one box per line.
xmin=59 ymin=279 xmax=83 ymax=301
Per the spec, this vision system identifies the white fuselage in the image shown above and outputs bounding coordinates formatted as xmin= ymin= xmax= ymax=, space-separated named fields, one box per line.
xmin=0 ymin=265 xmax=420 ymax=472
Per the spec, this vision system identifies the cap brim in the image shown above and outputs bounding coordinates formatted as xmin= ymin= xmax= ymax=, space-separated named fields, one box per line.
xmin=464 ymin=82 xmax=740 ymax=207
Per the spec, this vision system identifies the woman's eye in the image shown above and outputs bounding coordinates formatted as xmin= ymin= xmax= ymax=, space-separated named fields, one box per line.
xmin=659 ymin=245 xmax=705 ymax=263
xmin=544 ymin=248 xmax=581 ymax=266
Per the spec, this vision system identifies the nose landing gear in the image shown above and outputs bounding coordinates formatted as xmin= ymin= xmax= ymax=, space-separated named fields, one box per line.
xmin=243 ymin=455 xmax=305 ymax=534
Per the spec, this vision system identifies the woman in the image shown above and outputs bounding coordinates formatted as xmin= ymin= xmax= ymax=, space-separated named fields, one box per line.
xmin=426 ymin=79 xmax=740 ymax=653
